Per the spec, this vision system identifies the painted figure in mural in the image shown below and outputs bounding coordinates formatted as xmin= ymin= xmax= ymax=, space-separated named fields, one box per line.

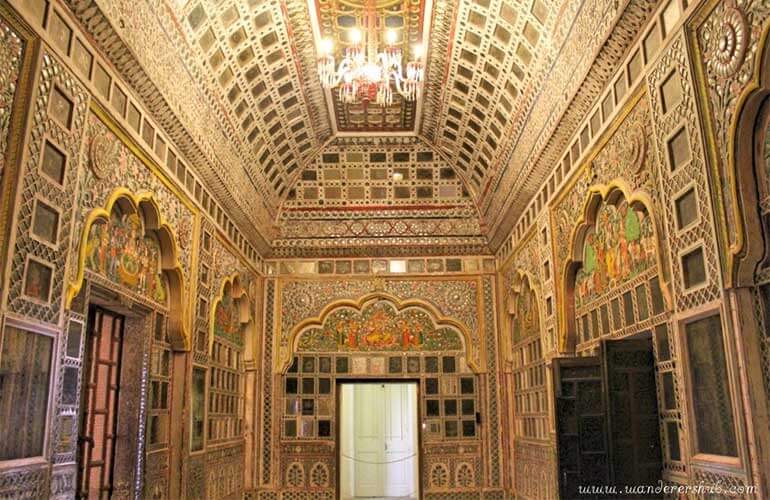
xmin=296 ymin=300 xmax=463 ymax=352
xmin=361 ymin=308 xmax=397 ymax=348
xmin=85 ymin=211 xmax=168 ymax=304
xmin=575 ymin=202 xmax=656 ymax=307
xmin=214 ymin=292 xmax=242 ymax=347
xmin=512 ymin=285 xmax=539 ymax=345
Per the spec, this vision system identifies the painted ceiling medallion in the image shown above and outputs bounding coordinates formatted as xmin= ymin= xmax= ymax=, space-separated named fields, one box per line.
xmin=311 ymin=0 xmax=430 ymax=132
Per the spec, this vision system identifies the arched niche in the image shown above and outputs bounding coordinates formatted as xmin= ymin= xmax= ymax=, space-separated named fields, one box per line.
xmin=210 ymin=273 xmax=254 ymax=356
xmin=67 ymin=188 xmax=190 ymax=350
xmin=285 ymin=292 xmax=477 ymax=373
xmin=728 ymin=24 xmax=770 ymax=286
xmin=560 ymin=182 xmax=671 ymax=352
xmin=504 ymin=270 xmax=542 ymax=365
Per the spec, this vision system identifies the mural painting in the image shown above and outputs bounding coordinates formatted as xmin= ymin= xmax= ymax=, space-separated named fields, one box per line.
xmin=85 ymin=211 xmax=168 ymax=303
xmin=575 ymin=202 xmax=656 ymax=307
xmin=297 ymin=300 xmax=463 ymax=352
xmin=511 ymin=282 xmax=538 ymax=344
xmin=214 ymin=290 xmax=243 ymax=346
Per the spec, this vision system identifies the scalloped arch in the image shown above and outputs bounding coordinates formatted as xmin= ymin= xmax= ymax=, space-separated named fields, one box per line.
xmin=210 ymin=273 xmax=254 ymax=356
xmin=559 ymin=180 xmax=672 ymax=352
xmin=726 ymin=18 xmax=770 ymax=287
xmin=503 ymin=269 xmax=543 ymax=364
xmin=284 ymin=292 xmax=478 ymax=372
xmin=66 ymin=188 xmax=191 ymax=350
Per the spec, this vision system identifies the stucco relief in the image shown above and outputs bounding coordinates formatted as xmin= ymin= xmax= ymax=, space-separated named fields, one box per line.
xmin=695 ymin=0 xmax=765 ymax=251
xmin=551 ymin=95 xmax=658 ymax=291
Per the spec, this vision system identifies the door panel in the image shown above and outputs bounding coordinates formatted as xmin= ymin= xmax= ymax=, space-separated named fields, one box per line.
xmin=383 ymin=384 xmax=416 ymax=496
xmin=353 ymin=384 xmax=382 ymax=496
xmin=605 ymin=339 xmax=662 ymax=492
xmin=553 ymin=357 xmax=609 ymax=499
xmin=344 ymin=383 xmax=418 ymax=498
xmin=78 ymin=307 xmax=125 ymax=499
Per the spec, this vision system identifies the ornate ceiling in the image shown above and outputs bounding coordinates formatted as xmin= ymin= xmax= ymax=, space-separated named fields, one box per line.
xmin=67 ymin=0 xmax=655 ymax=257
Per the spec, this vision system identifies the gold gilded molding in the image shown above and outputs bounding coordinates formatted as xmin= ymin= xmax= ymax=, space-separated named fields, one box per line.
xmin=281 ymin=291 xmax=479 ymax=373
xmin=91 ymin=99 xmax=262 ymax=276
xmin=500 ymin=268 xmax=543 ymax=368
xmin=0 ymin=4 xmax=40 ymax=302
xmin=66 ymin=188 xmax=191 ymax=350
xmin=557 ymin=180 xmax=674 ymax=352
xmin=209 ymin=272 xmax=253 ymax=353
xmin=688 ymin=5 xmax=770 ymax=287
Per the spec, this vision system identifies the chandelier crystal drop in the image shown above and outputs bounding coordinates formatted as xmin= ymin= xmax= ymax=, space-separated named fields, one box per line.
xmin=316 ymin=1 xmax=424 ymax=107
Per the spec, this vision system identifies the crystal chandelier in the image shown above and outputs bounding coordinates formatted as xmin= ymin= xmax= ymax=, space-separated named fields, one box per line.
xmin=316 ymin=1 xmax=424 ymax=107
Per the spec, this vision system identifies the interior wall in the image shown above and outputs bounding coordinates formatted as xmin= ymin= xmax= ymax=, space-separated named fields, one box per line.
xmin=0 ymin=2 xmax=263 ymax=498
xmin=495 ymin=1 xmax=770 ymax=496
xmin=256 ymin=274 xmax=504 ymax=499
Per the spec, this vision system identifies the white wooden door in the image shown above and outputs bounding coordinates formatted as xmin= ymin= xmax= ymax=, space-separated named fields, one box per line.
xmin=382 ymin=384 xmax=416 ymax=497
xmin=353 ymin=384 xmax=384 ymax=496
xmin=344 ymin=383 xmax=418 ymax=498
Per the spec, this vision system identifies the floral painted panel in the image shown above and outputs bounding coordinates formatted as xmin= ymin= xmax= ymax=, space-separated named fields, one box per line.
xmin=0 ymin=19 xmax=23 ymax=187
xmin=85 ymin=211 xmax=168 ymax=304
xmin=214 ymin=290 xmax=242 ymax=347
xmin=297 ymin=300 xmax=463 ymax=352
xmin=575 ymin=202 xmax=656 ymax=308
xmin=512 ymin=282 xmax=539 ymax=345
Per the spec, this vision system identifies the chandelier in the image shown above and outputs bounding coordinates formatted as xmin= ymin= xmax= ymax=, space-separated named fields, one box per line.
xmin=316 ymin=1 xmax=425 ymax=107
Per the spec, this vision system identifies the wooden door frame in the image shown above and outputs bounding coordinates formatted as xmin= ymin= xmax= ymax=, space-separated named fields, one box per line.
xmin=335 ymin=378 xmax=423 ymax=500
xmin=77 ymin=304 xmax=125 ymax=498
xmin=75 ymin=280 xmax=185 ymax=498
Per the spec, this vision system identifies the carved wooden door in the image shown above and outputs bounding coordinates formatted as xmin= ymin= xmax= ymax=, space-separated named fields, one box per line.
xmin=77 ymin=307 xmax=125 ymax=499
xmin=604 ymin=338 xmax=662 ymax=492
xmin=553 ymin=356 xmax=609 ymax=499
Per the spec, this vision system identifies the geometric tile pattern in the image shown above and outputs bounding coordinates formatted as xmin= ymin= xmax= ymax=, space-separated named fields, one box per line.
xmin=65 ymin=0 xmax=649 ymax=255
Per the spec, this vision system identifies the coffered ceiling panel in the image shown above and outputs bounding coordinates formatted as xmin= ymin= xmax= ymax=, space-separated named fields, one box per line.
xmin=179 ymin=0 xmax=332 ymax=200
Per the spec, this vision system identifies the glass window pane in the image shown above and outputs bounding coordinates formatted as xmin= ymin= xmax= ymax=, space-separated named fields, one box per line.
xmin=0 ymin=327 xmax=54 ymax=460
xmin=191 ymin=367 xmax=206 ymax=451
xmin=685 ymin=314 xmax=738 ymax=456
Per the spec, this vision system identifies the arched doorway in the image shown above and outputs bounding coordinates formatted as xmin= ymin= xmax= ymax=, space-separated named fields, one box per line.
xmin=68 ymin=192 xmax=188 ymax=499
xmin=556 ymin=186 xmax=675 ymax=497
xmin=278 ymin=294 xmax=481 ymax=497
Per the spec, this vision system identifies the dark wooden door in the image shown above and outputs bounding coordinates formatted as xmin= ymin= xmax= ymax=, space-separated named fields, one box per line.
xmin=604 ymin=338 xmax=662 ymax=494
xmin=553 ymin=357 xmax=609 ymax=499
xmin=77 ymin=307 xmax=125 ymax=499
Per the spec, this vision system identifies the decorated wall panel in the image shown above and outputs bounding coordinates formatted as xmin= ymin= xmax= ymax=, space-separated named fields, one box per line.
xmin=0 ymin=18 xmax=261 ymax=499
xmin=0 ymin=15 xmax=24 ymax=193
xmin=498 ymin=225 xmax=557 ymax=498
xmin=257 ymin=274 xmax=502 ymax=497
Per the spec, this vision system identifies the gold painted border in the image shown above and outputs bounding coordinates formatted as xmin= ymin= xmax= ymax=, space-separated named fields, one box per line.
xmin=65 ymin=188 xmax=191 ymax=349
xmin=0 ymin=4 xmax=41 ymax=305
xmin=556 ymin=180 xmax=674 ymax=352
xmin=209 ymin=272 xmax=252 ymax=354
xmin=281 ymin=291 xmax=479 ymax=373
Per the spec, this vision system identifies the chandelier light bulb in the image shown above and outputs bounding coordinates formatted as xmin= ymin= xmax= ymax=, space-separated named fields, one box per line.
xmin=349 ymin=28 xmax=362 ymax=45
xmin=413 ymin=42 xmax=423 ymax=59
xmin=320 ymin=38 xmax=334 ymax=55
xmin=386 ymin=30 xmax=397 ymax=46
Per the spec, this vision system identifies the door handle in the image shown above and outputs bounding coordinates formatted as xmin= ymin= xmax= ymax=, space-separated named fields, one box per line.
xmin=385 ymin=442 xmax=388 ymax=451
